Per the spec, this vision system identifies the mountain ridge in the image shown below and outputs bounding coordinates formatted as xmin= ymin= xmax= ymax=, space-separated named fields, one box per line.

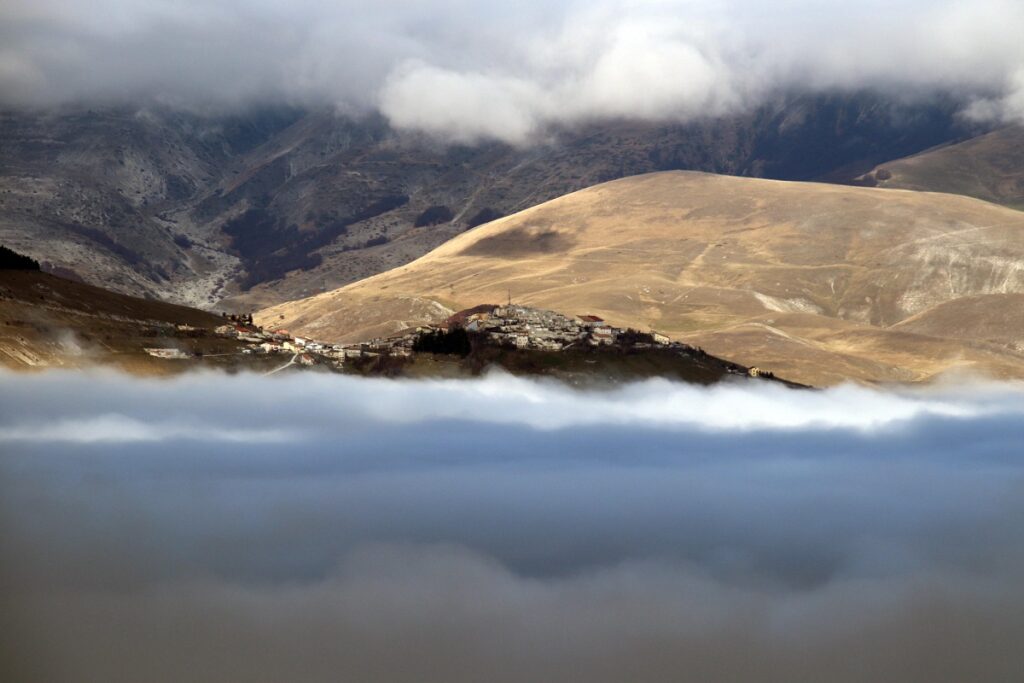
xmin=860 ymin=125 xmax=1024 ymax=210
xmin=1 ymin=94 xmax=980 ymax=310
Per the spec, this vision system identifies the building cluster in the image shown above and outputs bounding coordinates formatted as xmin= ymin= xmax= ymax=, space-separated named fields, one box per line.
xmin=212 ymin=320 xmax=342 ymax=366
xmin=190 ymin=305 xmax=684 ymax=367
xmin=176 ymin=304 xmax=769 ymax=380
xmin=460 ymin=305 xmax=653 ymax=351
xmin=347 ymin=304 xmax=675 ymax=356
xmin=209 ymin=314 xmax=404 ymax=368
xmin=142 ymin=318 xmax=329 ymax=363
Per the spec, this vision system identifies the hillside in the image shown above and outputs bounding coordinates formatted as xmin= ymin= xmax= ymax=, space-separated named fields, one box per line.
xmin=1 ymin=95 xmax=977 ymax=310
xmin=0 ymin=107 xmax=302 ymax=303
xmin=258 ymin=172 xmax=1024 ymax=386
xmin=0 ymin=267 xmax=276 ymax=373
xmin=0 ymin=259 xmax=801 ymax=387
xmin=860 ymin=125 xmax=1024 ymax=210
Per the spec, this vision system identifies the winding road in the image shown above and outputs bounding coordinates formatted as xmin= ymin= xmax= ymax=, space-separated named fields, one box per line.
xmin=264 ymin=352 xmax=299 ymax=376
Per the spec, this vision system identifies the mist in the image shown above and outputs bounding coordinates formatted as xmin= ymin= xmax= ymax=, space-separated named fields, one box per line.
xmin=2 ymin=1 xmax=1024 ymax=141
xmin=2 ymin=369 xmax=1024 ymax=681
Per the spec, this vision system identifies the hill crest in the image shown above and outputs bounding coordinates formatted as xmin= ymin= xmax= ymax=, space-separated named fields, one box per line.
xmin=257 ymin=171 xmax=1024 ymax=385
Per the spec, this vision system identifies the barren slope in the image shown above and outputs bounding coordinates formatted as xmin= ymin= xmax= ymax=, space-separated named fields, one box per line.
xmin=0 ymin=269 xmax=262 ymax=373
xmin=258 ymin=172 xmax=1024 ymax=386
xmin=861 ymin=125 xmax=1024 ymax=210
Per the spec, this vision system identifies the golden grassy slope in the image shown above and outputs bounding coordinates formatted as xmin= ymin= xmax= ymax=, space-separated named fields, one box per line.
xmin=865 ymin=125 xmax=1024 ymax=210
xmin=257 ymin=171 xmax=1024 ymax=386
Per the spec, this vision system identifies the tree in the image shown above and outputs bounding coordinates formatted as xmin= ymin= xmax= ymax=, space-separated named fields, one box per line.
xmin=0 ymin=245 xmax=40 ymax=270
xmin=413 ymin=328 xmax=472 ymax=356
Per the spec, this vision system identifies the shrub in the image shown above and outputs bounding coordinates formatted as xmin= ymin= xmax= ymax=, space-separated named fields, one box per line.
xmin=465 ymin=208 xmax=503 ymax=229
xmin=617 ymin=328 xmax=654 ymax=346
xmin=414 ymin=205 xmax=455 ymax=227
xmin=413 ymin=328 xmax=472 ymax=356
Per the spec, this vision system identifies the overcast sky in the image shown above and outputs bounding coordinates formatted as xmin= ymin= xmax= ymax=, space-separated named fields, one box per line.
xmin=2 ymin=0 xmax=1023 ymax=141
xmin=3 ymin=370 xmax=1024 ymax=681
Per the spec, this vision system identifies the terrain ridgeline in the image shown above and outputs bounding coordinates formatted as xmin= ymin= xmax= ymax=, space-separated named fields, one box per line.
xmin=258 ymin=171 xmax=1024 ymax=386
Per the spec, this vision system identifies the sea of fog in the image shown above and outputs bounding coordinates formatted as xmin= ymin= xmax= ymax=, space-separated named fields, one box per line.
xmin=2 ymin=369 xmax=1024 ymax=682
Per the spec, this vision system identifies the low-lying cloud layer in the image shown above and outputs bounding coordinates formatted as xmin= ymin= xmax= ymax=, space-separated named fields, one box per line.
xmin=2 ymin=370 xmax=1024 ymax=681
xmin=2 ymin=1 xmax=1024 ymax=141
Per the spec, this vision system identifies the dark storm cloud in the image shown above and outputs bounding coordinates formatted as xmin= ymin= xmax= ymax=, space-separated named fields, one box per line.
xmin=2 ymin=369 xmax=1024 ymax=681
xmin=1 ymin=1 xmax=1023 ymax=141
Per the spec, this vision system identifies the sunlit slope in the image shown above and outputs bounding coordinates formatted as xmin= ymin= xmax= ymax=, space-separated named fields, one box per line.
xmin=258 ymin=171 xmax=1024 ymax=385
xmin=864 ymin=125 xmax=1024 ymax=210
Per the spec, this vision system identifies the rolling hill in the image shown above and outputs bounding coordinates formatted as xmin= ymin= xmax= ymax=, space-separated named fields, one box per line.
xmin=257 ymin=172 xmax=1024 ymax=386
xmin=861 ymin=125 xmax=1024 ymax=210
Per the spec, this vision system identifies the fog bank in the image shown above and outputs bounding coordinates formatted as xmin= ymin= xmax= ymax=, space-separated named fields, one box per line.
xmin=2 ymin=370 xmax=1024 ymax=681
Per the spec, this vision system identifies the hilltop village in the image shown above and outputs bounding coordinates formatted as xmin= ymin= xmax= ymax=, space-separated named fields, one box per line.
xmin=0 ymin=247 xmax=787 ymax=383
xmin=200 ymin=304 xmax=776 ymax=381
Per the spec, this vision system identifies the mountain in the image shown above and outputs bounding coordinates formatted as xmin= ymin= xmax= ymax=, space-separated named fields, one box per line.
xmin=0 ymin=106 xmax=303 ymax=304
xmin=1 ymin=94 xmax=979 ymax=310
xmin=859 ymin=125 xmax=1024 ymax=210
xmin=256 ymin=172 xmax=1024 ymax=386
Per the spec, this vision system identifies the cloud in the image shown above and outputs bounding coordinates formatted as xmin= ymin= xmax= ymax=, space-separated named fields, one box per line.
xmin=1 ymin=1 xmax=1023 ymax=141
xmin=380 ymin=61 xmax=551 ymax=145
xmin=7 ymin=544 xmax=1024 ymax=683
xmin=3 ymin=370 xmax=1024 ymax=680
xmin=0 ymin=368 xmax=1015 ymax=434
xmin=0 ymin=414 xmax=294 ymax=444
xmin=965 ymin=67 xmax=1024 ymax=124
